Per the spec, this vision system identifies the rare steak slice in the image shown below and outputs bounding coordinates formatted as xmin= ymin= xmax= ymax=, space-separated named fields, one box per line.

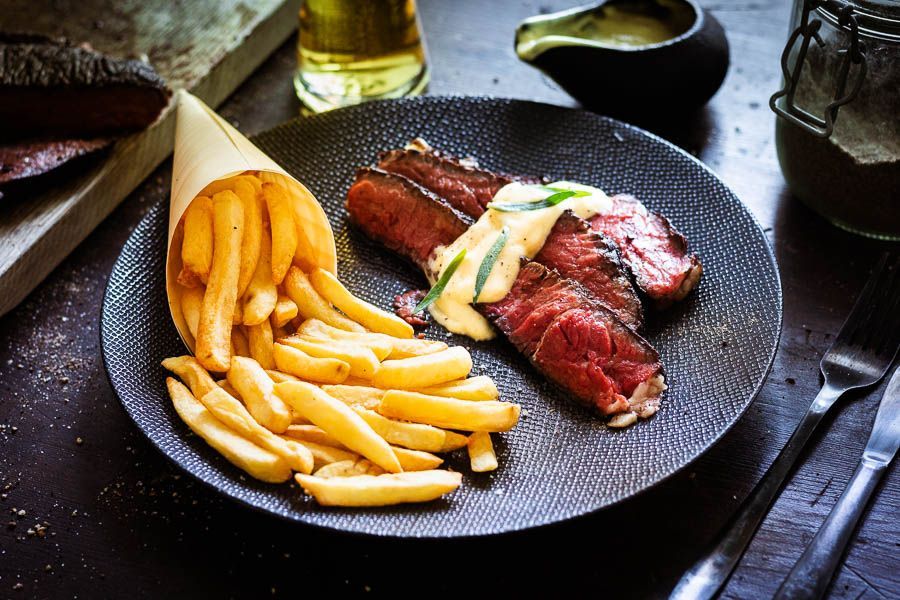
xmin=378 ymin=141 xmax=542 ymax=218
xmin=480 ymin=261 xmax=664 ymax=417
xmin=393 ymin=289 xmax=429 ymax=327
xmin=535 ymin=211 xmax=644 ymax=330
xmin=590 ymin=194 xmax=702 ymax=305
xmin=345 ymin=167 xmax=472 ymax=270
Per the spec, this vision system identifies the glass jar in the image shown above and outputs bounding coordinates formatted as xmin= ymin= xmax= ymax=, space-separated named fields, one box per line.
xmin=770 ymin=0 xmax=899 ymax=240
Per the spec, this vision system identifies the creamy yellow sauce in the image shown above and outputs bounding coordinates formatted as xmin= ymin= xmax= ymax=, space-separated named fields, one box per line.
xmin=427 ymin=181 xmax=612 ymax=340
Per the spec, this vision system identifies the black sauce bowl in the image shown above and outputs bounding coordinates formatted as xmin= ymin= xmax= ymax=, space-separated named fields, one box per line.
xmin=515 ymin=0 xmax=729 ymax=118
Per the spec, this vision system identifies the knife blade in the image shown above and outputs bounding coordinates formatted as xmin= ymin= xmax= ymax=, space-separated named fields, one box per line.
xmin=862 ymin=365 xmax=900 ymax=466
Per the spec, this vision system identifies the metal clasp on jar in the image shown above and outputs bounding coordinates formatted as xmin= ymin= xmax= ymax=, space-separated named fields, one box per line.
xmin=770 ymin=0 xmax=868 ymax=138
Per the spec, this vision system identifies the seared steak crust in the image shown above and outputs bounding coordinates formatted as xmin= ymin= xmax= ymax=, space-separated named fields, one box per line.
xmin=345 ymin=168 xmax=472 ymax=270
xmin=590 ymin=194 xmax=702 ymax=305
xmin=480 ymin=261 xmax=662 ymax=415
xmin=378 ymin=146 xmax=542 ymax=218
xmin=0 ymin=137 xmax=110 ymax=184
xmin=0 ymin=35 xmax=170 ymax=139
xmin=535 ymin=211 xmax=644 ymax=330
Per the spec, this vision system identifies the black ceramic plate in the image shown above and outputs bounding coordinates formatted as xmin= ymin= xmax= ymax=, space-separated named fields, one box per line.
xmin=101 ymin=97 xmax=781 ymax=538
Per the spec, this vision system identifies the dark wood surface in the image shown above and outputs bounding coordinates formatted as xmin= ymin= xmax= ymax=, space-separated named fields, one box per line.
xmin=1 ymin=1 xmax=897 ymax=598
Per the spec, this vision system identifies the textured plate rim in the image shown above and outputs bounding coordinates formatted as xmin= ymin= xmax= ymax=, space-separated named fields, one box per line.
xmin=101 ymin=95 xmax=783 ymax=538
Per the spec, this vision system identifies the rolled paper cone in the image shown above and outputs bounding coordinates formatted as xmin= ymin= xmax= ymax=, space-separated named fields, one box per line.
xmin=166 ymin=90 xmax=337 ymax=351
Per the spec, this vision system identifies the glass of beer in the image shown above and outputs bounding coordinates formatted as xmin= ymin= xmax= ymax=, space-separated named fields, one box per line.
xmin=294 ymin=0 xmax=429 ymax=113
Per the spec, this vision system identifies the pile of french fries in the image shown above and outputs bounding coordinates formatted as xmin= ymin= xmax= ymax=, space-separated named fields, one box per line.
xmin=165 ymin=172 xmax=520 ymax=507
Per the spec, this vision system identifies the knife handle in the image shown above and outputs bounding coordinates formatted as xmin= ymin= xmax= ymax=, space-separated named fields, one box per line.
xmin=669 ymin=383 xmax=843 ymax=600
xmin=774 ymin=459 xmax=887 ymax=600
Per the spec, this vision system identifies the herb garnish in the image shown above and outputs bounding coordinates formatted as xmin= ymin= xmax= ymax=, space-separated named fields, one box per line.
xmin=473 ymin=226 xmax=510 ymax=303
xmin=486 ymin=187 xmax=589 ymax=212
xmin=413 ymin=249 xmax=467 ymax=314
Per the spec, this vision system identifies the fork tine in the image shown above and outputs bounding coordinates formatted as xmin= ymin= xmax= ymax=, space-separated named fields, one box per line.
xmin=832 ymin=253 xmax=894 ymax=348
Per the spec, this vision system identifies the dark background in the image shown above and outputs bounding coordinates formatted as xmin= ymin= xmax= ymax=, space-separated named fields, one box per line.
xmin=1 ymin=1 xmax=897 ymax=598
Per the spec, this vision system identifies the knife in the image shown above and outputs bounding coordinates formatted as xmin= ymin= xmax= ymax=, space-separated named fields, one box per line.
xmin=774 ymin=366 xmax=900 ymax=600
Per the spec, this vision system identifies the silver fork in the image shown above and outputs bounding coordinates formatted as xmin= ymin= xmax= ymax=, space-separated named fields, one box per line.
xmin=670 ymin=254 xmax=900 ymax=600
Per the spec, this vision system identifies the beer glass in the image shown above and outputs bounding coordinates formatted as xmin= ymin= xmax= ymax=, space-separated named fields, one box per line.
xmin=294 ymin=0 xmax=429 ymax=113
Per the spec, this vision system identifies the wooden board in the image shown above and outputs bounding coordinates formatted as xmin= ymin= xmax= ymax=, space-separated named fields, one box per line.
xmin=0 ymin=0 xmax=302 ymax=317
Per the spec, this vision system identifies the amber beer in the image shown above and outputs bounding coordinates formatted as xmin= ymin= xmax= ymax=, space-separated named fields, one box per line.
xmin=295 ymin=0 xmax=429 ymax=112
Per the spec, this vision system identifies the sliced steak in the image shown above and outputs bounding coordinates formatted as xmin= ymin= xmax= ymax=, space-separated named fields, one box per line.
xmin=590 ymin=194 xmax=702 ymax=305
xmin=378 ymin=143 xmax=542 ymax=218
xmin=345 ymin=167 xmax=472 ymax=270
xmin=480 ymin=261 xmax=663 ymax=416
xmin=535 ymin=211 xmax=644 ymax=330
xmin=0 ymin=34 xmax=170 ymax=139
xmin=393 ymin=289 xmax=429 ymax=327
xmin=0 ymin=136 xmax=111 ymax=185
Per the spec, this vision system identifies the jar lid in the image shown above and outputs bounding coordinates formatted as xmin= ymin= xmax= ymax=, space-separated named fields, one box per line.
xmin=818 ymin=0 xmax=900 ymax=41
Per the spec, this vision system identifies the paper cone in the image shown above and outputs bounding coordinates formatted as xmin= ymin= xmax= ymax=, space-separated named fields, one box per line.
xmin=166 ymin=91 xmax=337 ymax=351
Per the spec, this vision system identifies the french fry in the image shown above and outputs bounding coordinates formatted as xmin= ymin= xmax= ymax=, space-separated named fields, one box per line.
xmin=378 ymin=391 xmax=520 ymax=432
xmin=440 ymin=430 xmax=470 ymax=452
xmin=266 ymin=369 xmax=300 ymax=384
xmin=232 ymin=302 xmax=243 ymax=325
xmin=284 ymin=424 xmax=348 ymax=449
xmin=286 ymin=438 xmax=358 ymax=469
xmin=178 ymin=196 xmax=213 ymax=287
xmin=233 ymin=177 xmax=262 ymax=297
xmin=373 ymin=347 xmax=472 ymax=390
xmin=216 ymin=379 xmax=241 ymax=398
xmin=196 ymin=190 xmax=244 ymax=372
xmin=242 ymin=228 xmax=278 ymax=326
xmin=262 ymin=182 xmax=297 ymax=284
xmin=309 ymin=268 xmax=413 ymax=338
xmin=297 ymin=318 xmax=445 ymax=359
xmin=162 ymin=356 xmax=218 ymax=398
xmin=166 ymin=378 xmax=291 ymax=483
xmin=279 ymin=335 xmax=380 ymax=379
xmin=273 ymin=343 xmax=350 ymax=384
xmin=296 ymin=332 xmax=391 ymax=361
xmin=271 ymin=294 xmax=298 ymax=329
xmin=283 ymin=268 xmax=364 ymax=332
xmin=200 ymin=387 xmax=313 ymax=474
xmin=417 ymin=375 xmax=500 ymax=401
xmin=274 ymin=381 xmax=402 ymax=473
xmin=226 ymin=356 xmax=292 ymax=433
xmin=245 ymin=319 xmax=275 ymax=370
xmin=352 ymin=407 xmax=446 ymax=452
xmin=295 ymin=471 xmax=462 ymax=507
xmin=180 ymin=286 xmax=204 ymax=340
xmin=314 ymin=459 xmax=385 ymax=478
xmin=272 ymin=324 xmax=290 ymax=340
xmin=199 ymin=174 xmax=262 ymax=198
xmin=467 ymin=431 xmax=498 ymax=472
xmin=320 ymin=384 xmax=384 ymax=410
xmin=392 ymin=447 xmax=443 ymax=471
xmin=231 ymin=326 xmax=250 ymax=357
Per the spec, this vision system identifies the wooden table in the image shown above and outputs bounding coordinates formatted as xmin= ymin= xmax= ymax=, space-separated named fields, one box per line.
xmin=1 ymin=1 xmax=897 ymax=597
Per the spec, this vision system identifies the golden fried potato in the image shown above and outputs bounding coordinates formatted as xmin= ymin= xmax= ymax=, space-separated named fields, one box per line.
xmin=440 ymin=430 xmax=470 ymax=452
xmin=273 ymin=343 xmax=350 ymax=384
xmin=320 ymin=384 xmax=384 ymax=410
xmin=178 ymin=196 xmax=213 ymax=287
xmin=279 ymin=335 xmax=380 ymax=379
xmin=242 ymin=227 xmax=278 ymax=326
xmin=233 ymin=177 xmax=262 ymax=297
xmin=162 ymin=356 xmax=218 ymax=398
xmin=378 ymin=391 xmax=520 ymax=432
xmin=262 ymin=182 xmax=297 ymax=285
xmin=274 ymin=381 xmax=401 ymax=473
xmin=166 ymin=378 xmax=291 ymax=483
xmin=295 ymin=471 xmax=462 ymax=506
xmin=314 ymin=458 xmax=385 ymax=478
xmin=467 ymin=431 xmax=498 ymax=472
xmin=231 ymin=326 xmax=251 ymax=357
xmin=180 ymin=286 xmax=205 ymax=341
xmin=226 ymin=356 xmax=292 ymax=433
xmin=284 ymin=424 xmax=347 ymax=449
xmin=297 ymin=318 xmax=445 ymax=359
xmin=198 ymin=174 xmax=262 ymax=198
xmin=417 ymin=375 xmax=500 ymax=401
xmin=271 ymin=294 xmax=299 ymax=329
xmin=373 ymin=347 xmax=472 ymax=390
xmin=200 ymin=387 xmax=313 ymax=474
xmin=245 ymin=319 xmax=275 ymax=370
xmin=352 ymin=407 xmax=446 ymax=452
xmin=309 ymin=268 xmax=413 ymax=338
xmin=196 ymin=190 xmax=244 ymax=372
xmin=285 ymin=438 xmax=358 ymax=470
xmin=283 ymin=268 xmax=364 ymax=332
xmin=392 ymin=447 xmax=443 ymax=471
